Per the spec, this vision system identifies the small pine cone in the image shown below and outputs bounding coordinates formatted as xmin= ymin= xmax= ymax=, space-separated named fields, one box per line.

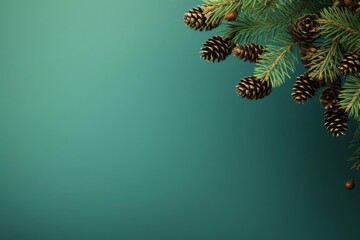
xmin=184 ymin=6 xmax=219 ymax=31
xmin=224 ymin=10 xmax=238 ymax=21
xmin=338 ymin=51 xmax=360 ymax=75
xmin=345 ymin=178 xmax=355 ymax=190
xmin=236 ymin=76 xmax=272 ymax=100
xmin=300 ymin=46 xmax=318 ymax=69
xmin=232 ymin=43 xmax=265 ymax=63
xmin=292 ymin=73 xmax=320 ymax=104
xmin=324 ymin=108 xmax=348 ymax=137
xmin=320 ymin=84 xmax=341 ymax=111
xmin=292 ymin=14 xmax=321 ymax=44
xmin=201 ymin=36 xmax=232 ymax=63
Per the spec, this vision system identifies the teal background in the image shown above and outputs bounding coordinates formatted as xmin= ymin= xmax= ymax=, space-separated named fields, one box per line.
xmin=0 ymin=0 xmax=359 ymax=239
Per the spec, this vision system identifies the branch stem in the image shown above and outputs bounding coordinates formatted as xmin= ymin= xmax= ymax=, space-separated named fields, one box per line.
xmin=345 ymin=87 xmax=360 ymax=113
xmin=264 ymin=41 xmax=296 ymax=81
xmin=318 ymin=19 xmax=356 ymax=33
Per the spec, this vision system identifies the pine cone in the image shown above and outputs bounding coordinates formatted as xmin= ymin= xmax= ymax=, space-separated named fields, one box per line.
xmin=232 ymin=43 xmax=265 ymax=63
xmin=338 ymin=51 xmax=360 ymax=75
xmin=300 ymin=46 xmax=318 ymax=69
xmin=320 ymin=84 xmax=341 ymax=111
xmin=184 ymin=6 xmax=220 ymax=31
xmin=324 ymin=108 xmax=348 ymax=137
xmin=201 ymin=36 xmax=232 ymax=63
xmin=292 ymin=14 xmax=321 ymax=44
xmin=292 ymin=73 xmax=320 ymax=104
xmin=236 ymin=76 xmax=272 ymax=100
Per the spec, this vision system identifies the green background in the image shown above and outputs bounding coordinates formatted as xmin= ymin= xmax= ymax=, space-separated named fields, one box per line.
xmin=0 ymin=0 xmax=359 ymax=239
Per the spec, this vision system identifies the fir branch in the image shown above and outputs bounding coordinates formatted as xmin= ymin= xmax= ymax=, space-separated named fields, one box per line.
xmin=340 ymin=76 xmax=360 ymax=118
xmin=203 ymin=0 xmax=242 ymax=25
xmin=308 ymin=41 xmax=342 ymax=82
xmin=244 ymin=0 xmax=311 ymax=20
xmin=319 ymin=7 xmax=360 ymax=50
xmin=254 ymin=36 xmax=298 ymax=87
xmin=224 ymin=13 xmax=274 ymax=44
xmin=223 ymin=0 xmax=332 ymax=44
xmin=264 ymin=42 xmax=296 ymax=81
xmin=304 ymin=0 xmax=333 ymax=13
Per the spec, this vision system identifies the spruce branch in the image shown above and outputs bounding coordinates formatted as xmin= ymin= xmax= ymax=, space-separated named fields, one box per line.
xmin=319 ymin=7 xmax=360 ymax=50
xmin=203 ymin=0 xmax=242 ymax=25
xmin=308 ymin=41 xmax=342 ymax=82
xmin=340 ymin=75 xmax=360 ymax=118
xmin=254 ymin=36 xmax=298 ymax=87
xmin=224 ymin=0 xmax=332 ymax=44
xmin=224 ymin=13 xmax=275 ymax=44
xmin=264 ymin=42 xmax=296 ymax=81
xmin=243 ymin=0 xmax=296 ymax=20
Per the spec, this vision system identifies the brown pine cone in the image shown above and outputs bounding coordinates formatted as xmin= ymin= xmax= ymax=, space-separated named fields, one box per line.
xmin=300 ymin=46 xmax=318 ymax=69
xmin=236 ymin=76 xmax=272 ymax=100
xmin=184 ymin=6 xmax=220 ymax=31
xmin=292 ymin=14 xmax=321 ymax=44
xmin=339 ymin=50 xmax=360 ymax=75
xmin=224 ymin=10 xmax=238 ymax=21
xmin=232 ymin=43 xmax=265 ymax=63
xmin=324 ymin=108 xmax=348 ymax=137
xmin=200 ymin=36 xmax=232 ymax=63
xmin=320 ymin=84 xmax=341 ymax=111
xmin=345 ymin=178 xmax=356 ymax=190
xmin=292 ymin=73 xmax=320 ymax=104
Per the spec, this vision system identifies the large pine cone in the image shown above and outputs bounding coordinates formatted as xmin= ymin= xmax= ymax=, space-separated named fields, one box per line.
xmin=200 ymin=36 xmax=232 ymax=63
xmin=292 ymin=14 xmax=321 ymax=44
xmin=232 ymin=43 xmax=265 ymax=63
xmin=300 ymin=46 xmax=318 ymax=69
xmin=320 ymin=84 xmax=341 ymax=111
xmin=338 ymin=50 xmax=360 ymax=75
xmin=292 ymin=73 xmax=320 ymax=104
xmin=184 ymin=6 xmax=220 ymax=31
xmin=236 ymin=76 xmax=272 ymax=100
xmin=324 ymin=109 xmax=348 ymax=137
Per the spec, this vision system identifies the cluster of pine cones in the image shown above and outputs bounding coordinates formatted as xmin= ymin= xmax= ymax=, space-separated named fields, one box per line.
xmin=184 ymin=3 xmax=360 ymax=138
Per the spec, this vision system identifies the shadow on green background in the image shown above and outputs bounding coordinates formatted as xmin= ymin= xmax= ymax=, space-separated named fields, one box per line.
xmin=0 ymin=0 xmax=359 ymax=239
